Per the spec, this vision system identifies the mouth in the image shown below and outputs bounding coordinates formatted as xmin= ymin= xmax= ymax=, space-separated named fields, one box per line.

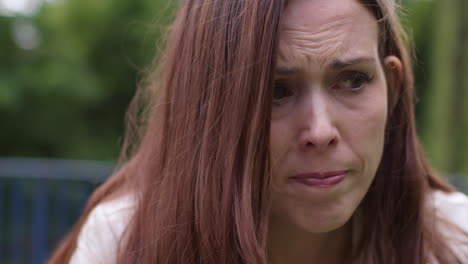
xmin=290 ymin=170 xmax=348 ymax=188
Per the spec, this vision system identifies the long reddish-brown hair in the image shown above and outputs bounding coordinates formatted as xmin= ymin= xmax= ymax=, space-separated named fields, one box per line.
xmin=49 ymin=0 xmax=465 ymax=263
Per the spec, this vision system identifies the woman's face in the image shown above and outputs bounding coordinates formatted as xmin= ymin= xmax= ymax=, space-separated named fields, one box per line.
xmin=269 ymin=0 xmax=397 ymax=234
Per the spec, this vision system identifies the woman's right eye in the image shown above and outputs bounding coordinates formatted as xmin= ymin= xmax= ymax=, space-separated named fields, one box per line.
xmin=273 ymin=79 xmax=294 ymax=102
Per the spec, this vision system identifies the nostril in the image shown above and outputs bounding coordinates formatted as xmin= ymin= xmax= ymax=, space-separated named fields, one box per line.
xmin=300 ymin=134 xmax=338 ymax=150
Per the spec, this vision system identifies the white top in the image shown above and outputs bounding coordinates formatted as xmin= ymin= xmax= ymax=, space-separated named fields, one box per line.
xmin=69 ymin=194 xmax=135 ymax=264
xmin=69 ymin=190 xmax=468 ymax=263
xmin=430 ymin=191 xmax=468 ymax=261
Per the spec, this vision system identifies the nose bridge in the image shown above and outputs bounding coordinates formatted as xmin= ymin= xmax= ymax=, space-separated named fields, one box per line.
xmin=308 ymin=91 xmax=329 ymax=124
xmin=298 ymin=90 xmax=338 ymax=149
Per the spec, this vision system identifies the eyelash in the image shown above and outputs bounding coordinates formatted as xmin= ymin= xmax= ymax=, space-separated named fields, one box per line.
xmin=273 ymin=79 xmax=294 ymax=102
xmin=334 ymin=71 xmax=373 ymax=92
xmin=272 ymin=71 xmax=373 ymax=103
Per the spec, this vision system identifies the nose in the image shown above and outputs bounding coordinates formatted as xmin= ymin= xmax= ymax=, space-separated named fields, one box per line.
xmin=297 ymin=93 xmax=339 ymax=151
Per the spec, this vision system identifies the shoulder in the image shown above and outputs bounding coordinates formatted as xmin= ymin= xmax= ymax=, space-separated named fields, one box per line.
xmin=431 ymin=190 xmax=468 ymax=231
xmin=69 ymin=193 xmax=136 ymax=264
xmin=429 ymin=190 xmax=468 ymax=261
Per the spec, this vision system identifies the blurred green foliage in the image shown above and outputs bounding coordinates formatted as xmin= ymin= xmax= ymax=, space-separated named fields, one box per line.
xmin=0 ymin=0 xmax=176 ymax=160
xmin=406 ymin=0 xmax=468 ymax=175
xmin=0 ymin=0 xmax=467 ymax=176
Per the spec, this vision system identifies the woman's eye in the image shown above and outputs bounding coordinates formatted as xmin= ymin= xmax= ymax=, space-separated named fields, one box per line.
xmin=273 ymin=79 xmax=294 ymax=101
xmin=335 ymin=71 xmax=372 ymax=91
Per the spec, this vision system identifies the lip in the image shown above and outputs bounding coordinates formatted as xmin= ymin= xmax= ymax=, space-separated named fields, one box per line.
xmin=290 ymin=170 xmax=348 ymax=188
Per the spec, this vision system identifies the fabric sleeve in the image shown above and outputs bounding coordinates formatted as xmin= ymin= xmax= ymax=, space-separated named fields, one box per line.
xmin=69 ymin=195 xmax=134 ymax=264
xmin=433 ymin=190 xmax=468 ymax=261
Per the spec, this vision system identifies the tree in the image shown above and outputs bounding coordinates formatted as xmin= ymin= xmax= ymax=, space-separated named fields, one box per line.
xmin=0 ymin=0 xmax=176 ymax=160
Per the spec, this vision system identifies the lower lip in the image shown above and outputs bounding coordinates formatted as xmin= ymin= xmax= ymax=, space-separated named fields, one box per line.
xmin=291 ymin=173 xmax=346 ymax=188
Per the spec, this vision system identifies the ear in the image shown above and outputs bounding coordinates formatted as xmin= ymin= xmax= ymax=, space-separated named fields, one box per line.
xmin=384 ymin=55 xmax=403 ymax=114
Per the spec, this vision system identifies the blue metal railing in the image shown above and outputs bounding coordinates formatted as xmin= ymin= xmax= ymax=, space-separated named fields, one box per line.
xmin=0 ymin=158 xmax=115 ymax=264
xmin=0 ymin=158 xmax=114 ymax=181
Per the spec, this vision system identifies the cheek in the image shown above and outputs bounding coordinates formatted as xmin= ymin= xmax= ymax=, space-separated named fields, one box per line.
xmin=347 ymin=87 xmax=388 ymax=171
xmin=269 ymin=118 xmax=299 ymax=188
xmin=269 ymin=120 xmax=291 ymax=166
xmin=350 ymin=101 xmax=387 ymax=141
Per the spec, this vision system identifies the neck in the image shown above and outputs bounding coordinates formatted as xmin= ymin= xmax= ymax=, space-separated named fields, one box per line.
xmin=267 ymin=217 xmax=352 ymax=264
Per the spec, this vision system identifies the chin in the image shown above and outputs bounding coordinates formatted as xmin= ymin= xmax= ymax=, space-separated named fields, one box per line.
xmin=270 ymin=192 xmax=359 ymax=235
xmin=299 ymin=206 xmax=354 ymax=234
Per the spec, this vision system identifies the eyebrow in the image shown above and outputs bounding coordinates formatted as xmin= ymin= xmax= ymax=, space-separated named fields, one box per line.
xmin=275 ymin=66 xmax=300 ymax=76
xmin=275 ymin=56 xmax=376 ymax=76
xmin=330 ymin=57 xmax=376 ymax=69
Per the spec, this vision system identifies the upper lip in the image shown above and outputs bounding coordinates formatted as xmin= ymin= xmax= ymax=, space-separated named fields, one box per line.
xmin=291 ymin=170 xmax=348 ymax=179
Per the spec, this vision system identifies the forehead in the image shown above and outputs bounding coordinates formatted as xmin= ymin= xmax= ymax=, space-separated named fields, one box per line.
xmin=278 ymin=0 xmax=379 ymax=68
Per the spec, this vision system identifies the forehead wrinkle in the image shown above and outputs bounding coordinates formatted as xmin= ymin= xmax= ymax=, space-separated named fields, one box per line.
xmin=278 ymin=18 xmax=352 ymax=69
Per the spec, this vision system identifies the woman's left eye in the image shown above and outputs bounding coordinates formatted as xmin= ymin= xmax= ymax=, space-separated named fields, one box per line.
xmin=335 ymin=71 xmax=372 ymax=91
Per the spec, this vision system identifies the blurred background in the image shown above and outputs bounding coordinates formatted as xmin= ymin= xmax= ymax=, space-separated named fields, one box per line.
xmin=0 ymin=0 xmax=467 ymax=263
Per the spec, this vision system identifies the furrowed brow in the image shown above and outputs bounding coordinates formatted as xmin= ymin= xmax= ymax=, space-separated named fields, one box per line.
xmin=274 ymin=57 xmax=376 ymax=76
